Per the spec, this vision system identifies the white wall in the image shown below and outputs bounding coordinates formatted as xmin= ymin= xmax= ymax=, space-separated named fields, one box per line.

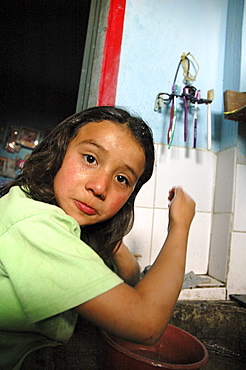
xmin=125 ymin=140 xmax=246 ymax=298
xmin=227 ymin=163 xmax=246 ymax=295
xmin=125 ymin=146 xmax=215 ymax=277
xmin=117 ymin=0 xmax=246 ymax=298
xmin=209 ymin=148 xmax=236 ymax=282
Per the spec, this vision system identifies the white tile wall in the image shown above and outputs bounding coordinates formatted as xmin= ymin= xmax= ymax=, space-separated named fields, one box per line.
xmin=150 ymin=209 xmax=211 ymax=274
xmin=155 ymin=145 xmax=215 ymax=212
xmin=227 ymin=232 xmax=246 ymax=296
xmin=185 ymin=212 xmax=211 ymax=274
xmin=226 ymin=163 xmax=246 ymax=296
xmin=151 ymin=208 xmax=169 ymax=263
xmin=124 ymin=206 xmax=153 ymax=270
xmin=234 ymin=164 xmax=246 ymax=231
xmin=208 ymin=213 xmax=232 ymax=282
xmin=134 ymin=155 xmax=156 ymax=208
xmin=125 ymin=145 xmax=214 ymax=275
xmin=214 ymin=148 xmax=236 ymax=213
xmin=124 ymin=145 xmax=246 ymax=298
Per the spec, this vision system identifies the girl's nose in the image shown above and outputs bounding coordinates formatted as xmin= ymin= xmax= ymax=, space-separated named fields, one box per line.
xmin=85 ymin=174 xmax=109 ymax=200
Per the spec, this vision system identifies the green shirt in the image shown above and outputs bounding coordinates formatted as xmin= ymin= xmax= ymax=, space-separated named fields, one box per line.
xmin=0 ymin=186 xmax=123 ymax=369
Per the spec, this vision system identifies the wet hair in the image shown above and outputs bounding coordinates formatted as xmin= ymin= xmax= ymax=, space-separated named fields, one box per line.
xmin=0 ymin=106 xmax=155 ymax=259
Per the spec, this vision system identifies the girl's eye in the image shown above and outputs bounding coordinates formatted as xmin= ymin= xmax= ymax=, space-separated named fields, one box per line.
xmin=116 ymin=175 xmax=129 ymax=186
xmin=84 ymin=154 xmax=97 ymax=164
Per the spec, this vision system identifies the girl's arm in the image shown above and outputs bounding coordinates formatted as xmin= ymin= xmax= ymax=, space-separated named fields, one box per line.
xmin=74 ymin=187 xmax=195 ymax=346
xmin=110 ymin=240 xmax=141 ymax=286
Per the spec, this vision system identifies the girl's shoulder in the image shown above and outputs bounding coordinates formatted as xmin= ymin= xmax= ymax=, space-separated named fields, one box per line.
xmin=1 ymin=186 xmax=79 ymax=235
xmin=1 ymin=185 xmax=62 ymax=214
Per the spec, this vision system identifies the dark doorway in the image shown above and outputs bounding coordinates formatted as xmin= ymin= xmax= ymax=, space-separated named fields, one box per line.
xmin=2 ymin=0 xmax=91 ymax=129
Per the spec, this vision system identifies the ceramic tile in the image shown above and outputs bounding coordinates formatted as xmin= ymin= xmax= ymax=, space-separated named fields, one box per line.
xmin=122 ymin=144 xmax=243 ymax=297
xmin=155 ymin=145 xmax=215 ymax=212
xmin=133 ymin=144 xmax=157 ymax=208
xmin=214 ymin=148 xmax=236 ymax=213
xmin=234 ymin=164 xmax=246 ymax=232
xmin=150 ymin=208 xmax=169 ymax=264
xmin=185 ymin=212 xmax=211 ymax=274
xmin=179 ymin=287 xmax=226 ymax=301
xmin=123 ymin=206 xmax=153 ymax=270
xmin=208 ymin=213 xmax=232 ymax=282
xmin=151 ymin=209 xmax=210 ymax=275
xmin=134 ymin=162 xmax=156 ymax=208
xmin=227 ymin=232 xmax=246 ymax=296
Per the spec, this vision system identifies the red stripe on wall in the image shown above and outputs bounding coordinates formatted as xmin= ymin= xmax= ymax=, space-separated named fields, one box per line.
xmin=97 ymin=0 xmax=126 ymax=106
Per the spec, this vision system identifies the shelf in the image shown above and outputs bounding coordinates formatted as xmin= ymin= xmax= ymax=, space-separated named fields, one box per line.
xmin=224 ymin=105 xmax=246 ymax=121
xmin=224 ymin=90 xmax=246 ymax=122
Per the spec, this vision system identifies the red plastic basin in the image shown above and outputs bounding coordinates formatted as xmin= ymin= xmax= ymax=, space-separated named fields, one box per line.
xmin=102 ymin=324 xmax=209 ymax=369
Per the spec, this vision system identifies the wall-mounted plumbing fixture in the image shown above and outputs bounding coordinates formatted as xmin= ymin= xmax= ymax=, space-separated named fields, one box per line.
xmin=154 ymin=52 xmax=214 ymax=149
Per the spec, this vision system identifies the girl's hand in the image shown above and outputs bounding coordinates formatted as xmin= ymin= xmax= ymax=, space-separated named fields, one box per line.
xmin=168 ymin=187 xmax=195 ymax=231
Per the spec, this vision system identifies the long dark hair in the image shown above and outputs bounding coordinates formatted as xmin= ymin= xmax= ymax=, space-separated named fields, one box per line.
xmin=1 ymin=106 xmax=155 ymax=259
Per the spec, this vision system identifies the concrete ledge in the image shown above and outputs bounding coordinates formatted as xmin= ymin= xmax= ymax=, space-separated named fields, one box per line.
xmin=179 ymin=275 xmax=226 ymax=300
xmin=170 ymin=300 xmax=246 ymax=363
xmin=179 ymin=287 xmax=226 ymax=300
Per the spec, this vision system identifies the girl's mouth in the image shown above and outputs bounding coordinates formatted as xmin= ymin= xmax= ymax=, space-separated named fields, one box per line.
xmin=74 ymin=200 xmax=97 ymax=215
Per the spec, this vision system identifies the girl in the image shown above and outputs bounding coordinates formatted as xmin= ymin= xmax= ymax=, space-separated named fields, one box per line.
xmin=0 ymin=106 xmax=195 ymax=369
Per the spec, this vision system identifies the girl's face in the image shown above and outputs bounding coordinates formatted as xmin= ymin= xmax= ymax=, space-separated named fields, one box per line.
xmin=53 ymin=120 xmax=145 ymax=226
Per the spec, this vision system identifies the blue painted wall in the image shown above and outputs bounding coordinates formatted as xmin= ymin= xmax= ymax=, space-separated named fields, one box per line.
xmin=221 ymin=0 xmax=244 ymax=152
xmin=116 ymin=0 xmax=245 ymax=152
xmin=237 ymin=0 xmax=246 ymax=157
